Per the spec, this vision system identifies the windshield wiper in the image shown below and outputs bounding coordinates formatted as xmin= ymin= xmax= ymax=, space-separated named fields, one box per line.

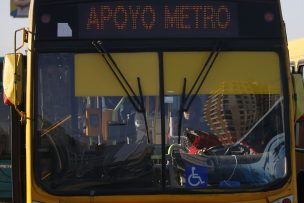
xmin=177 ymin=78 xmax=187 ymax=144
xmin=177 ymin=41 xmax=222 ymax=144
xmin=92 ymin=41 xmax=150 ymax=143
xmin=92 ymin=41 xmax=141 ymax=112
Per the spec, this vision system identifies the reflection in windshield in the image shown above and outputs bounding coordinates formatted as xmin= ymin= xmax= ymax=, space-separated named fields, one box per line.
xmin=36 ymin=53 xmax=286 ymax=194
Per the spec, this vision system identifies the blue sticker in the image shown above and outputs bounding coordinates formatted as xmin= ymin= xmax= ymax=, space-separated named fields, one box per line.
xmin=185 ymin=165 xmax=208 ymax=188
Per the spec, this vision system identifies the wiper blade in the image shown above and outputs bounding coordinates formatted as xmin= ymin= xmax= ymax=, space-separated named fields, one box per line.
xmin=177 ymin=41 xmax=222 ymax=143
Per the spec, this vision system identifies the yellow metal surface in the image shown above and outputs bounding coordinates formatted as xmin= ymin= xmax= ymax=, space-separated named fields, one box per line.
xmin=30 ymin=182 xmax=295 ymax=203
xmin=75 ymin=53 xmax=159 ymax=96
xmin=27 ymin=0 xmax=34 ymax=202
xmin=164 ymin=52 xmax=281 ymax=95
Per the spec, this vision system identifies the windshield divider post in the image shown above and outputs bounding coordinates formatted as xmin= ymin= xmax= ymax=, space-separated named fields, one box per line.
xmin=158 ymin=52 xmax=166 ymax=191
xmin=178 ymin=78 xmax=187 ymax=144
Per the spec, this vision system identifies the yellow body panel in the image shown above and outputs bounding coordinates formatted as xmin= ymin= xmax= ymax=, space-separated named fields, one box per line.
xmin=31 ymin=179 xmax=294 ymax=203
xmin=26 ymin=1 xmax=34 ymax=202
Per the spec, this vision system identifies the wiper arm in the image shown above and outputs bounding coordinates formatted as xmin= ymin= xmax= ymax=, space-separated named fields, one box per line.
xmin=185 ymin=46 xmax=221 ymax=111
xmin=177 ymin=41 xmax=222 ymax=143
xmin=92 ymin=41 xmax=150 ymax=143
xmin=184 ymin=41 xmax=222 ymax=111
xmin=177 ymin=78 xmax=187 ymax=144
xmin=92 ymin=41 xmax=141 ymax=112
xmin=183 ymin=41 xmax=221 ymax=105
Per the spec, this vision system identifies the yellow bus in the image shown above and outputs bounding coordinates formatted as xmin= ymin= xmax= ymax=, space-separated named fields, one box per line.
xmin=3 ymin=0 xmax=304 ymax=202
xmin=289 ymin=38 xmax=304 ymax=73
xmin=289 ymin=37 xmax=304 ymax=203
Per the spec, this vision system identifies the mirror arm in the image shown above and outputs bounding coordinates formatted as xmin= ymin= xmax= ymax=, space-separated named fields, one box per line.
xmin=14 ymin=106 xmax=30 ymax=124
xmin=13 ymin=28 xmax=29 ymax=124
xmin=14 ymin=28 xmax=28 ymax=52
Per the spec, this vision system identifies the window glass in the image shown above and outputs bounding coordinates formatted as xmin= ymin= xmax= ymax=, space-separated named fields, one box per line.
xmin=35 ymin=52 xmax=286 ymax=193
xmin=36 ymin=53 xmax=162 ymax=193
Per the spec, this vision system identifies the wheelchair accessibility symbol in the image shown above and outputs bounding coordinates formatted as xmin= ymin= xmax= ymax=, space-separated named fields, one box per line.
xmin=186 ymin=165 xmax=208 ymax=188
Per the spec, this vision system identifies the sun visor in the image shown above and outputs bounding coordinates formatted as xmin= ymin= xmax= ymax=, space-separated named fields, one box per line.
xmin=75 ymin=52 xmax=159 ymax=96
xmin=164 ymin=52 xmax=281 ymax=95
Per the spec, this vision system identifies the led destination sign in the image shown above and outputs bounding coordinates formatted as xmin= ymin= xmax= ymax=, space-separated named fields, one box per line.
xmin=79 ymin=1 xmax=238 ymax=39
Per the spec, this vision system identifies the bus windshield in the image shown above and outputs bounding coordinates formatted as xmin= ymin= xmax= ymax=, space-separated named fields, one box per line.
xmin=35 ymin=50 xmax=285 ymax=194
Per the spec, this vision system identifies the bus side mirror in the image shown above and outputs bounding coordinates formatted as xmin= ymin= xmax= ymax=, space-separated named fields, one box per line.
xmin=3 ymin=53 xmax=23 ymax=107
xmin=292 ymin=73 xmax=304 ymax=121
